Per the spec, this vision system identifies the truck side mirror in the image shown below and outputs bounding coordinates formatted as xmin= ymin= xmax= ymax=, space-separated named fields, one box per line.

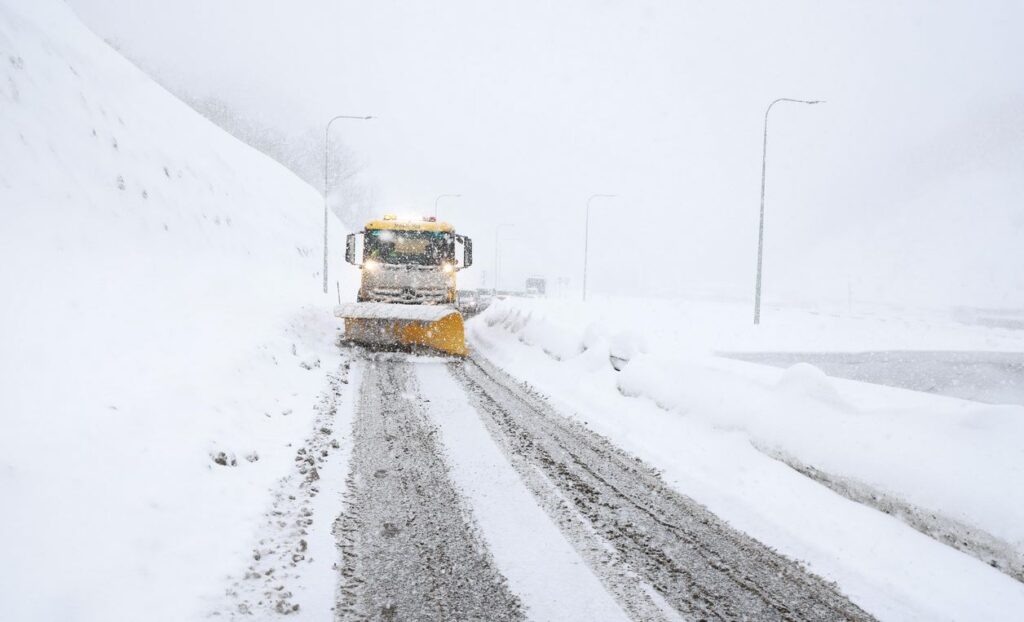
xmin=345 ymin=233 xmax=358 ymax=265
xmin=458 ymin=235 xmax=473 ymax=268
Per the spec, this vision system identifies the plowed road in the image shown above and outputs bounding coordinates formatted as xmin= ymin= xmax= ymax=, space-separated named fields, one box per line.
xmin=331 ymin=352 xmax=872 ymax=622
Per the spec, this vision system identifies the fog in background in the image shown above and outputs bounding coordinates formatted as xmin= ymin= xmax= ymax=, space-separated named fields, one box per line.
xmin=66 ymin=0 xmax=1024 ymax=308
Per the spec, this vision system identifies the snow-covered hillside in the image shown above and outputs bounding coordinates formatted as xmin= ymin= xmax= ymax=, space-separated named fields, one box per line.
xmin=0 ymin=1 xmax=352 ymax=620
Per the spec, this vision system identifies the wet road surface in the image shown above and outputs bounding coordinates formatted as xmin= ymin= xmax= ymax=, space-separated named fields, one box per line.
xmin=335 ymin=356 xmax=524 ymax=621
xmin=722 ymin=350 xmax=1024 ymax=405
xmin=334 ymin=350 xmax=874 ymax=621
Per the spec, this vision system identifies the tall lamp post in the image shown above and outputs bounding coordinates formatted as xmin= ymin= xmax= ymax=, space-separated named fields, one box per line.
xmin=433 ymin=193 xmax=462 ymax=218
xmin=494 ymin=223 xmax=515 ymax=295
xmin=583 ymin=193 xmax=616 ymax=301
xmin=323 ymin=114 xmax=373 ymax=294
xmin=753 ymin=98 xmax=823 ymax=324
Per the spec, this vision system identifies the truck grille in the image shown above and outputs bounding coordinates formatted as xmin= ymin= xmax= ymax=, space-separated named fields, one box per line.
xmin=364 ymin=287 xmax=447 ymax=303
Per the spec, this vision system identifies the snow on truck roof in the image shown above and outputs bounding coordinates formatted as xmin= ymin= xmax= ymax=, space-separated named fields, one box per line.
xmin=365 ymin=216 xmax=455 ymax=232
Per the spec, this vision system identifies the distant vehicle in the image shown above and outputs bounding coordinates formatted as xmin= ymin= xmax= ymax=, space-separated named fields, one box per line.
xmin=458 ymin=290 xmax=480 ymax=314
xmin=525 ymin=276 xmax=546 ymax=297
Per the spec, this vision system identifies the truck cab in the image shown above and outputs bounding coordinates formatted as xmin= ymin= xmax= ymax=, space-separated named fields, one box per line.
xmin=345 ymin=215 xmax=473 ymax=305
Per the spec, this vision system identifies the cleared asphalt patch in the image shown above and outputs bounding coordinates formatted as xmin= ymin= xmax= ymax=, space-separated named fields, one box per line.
xmin=723 ymin=350 xmax=1024 ymax=405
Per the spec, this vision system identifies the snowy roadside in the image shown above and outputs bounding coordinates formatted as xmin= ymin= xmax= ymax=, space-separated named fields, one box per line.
xmin=613 ymin=353 xmax=1024 ymax=577
xmin=475 ymin=298 xmax=1024 ymax=570
xmin=2 ymin=304 xmax=349 ymax=621
xmin=211 ymin=354 xmax=358 ymax=620
xmin=470 ymin=299 xmax=1024 ymax=620
xmin=489 ymin=297 xmax=1024 ymax=358
xmin=0 ymin=1 xmax=356 ymax=619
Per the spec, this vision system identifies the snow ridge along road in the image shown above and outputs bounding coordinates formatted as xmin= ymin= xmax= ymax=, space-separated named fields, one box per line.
xmin=335 ymin=355 xmax=524 ymax=621
xmin=450 ymin=353 xmax=874 ymax=622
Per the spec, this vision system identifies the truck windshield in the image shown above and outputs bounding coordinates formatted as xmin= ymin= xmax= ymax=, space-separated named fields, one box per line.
xmin=364 ymin=229 xmax=453 ymax=265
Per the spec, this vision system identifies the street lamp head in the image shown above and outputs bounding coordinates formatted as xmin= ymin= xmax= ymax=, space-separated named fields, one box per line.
xmin=769 ymin=98 xmax=825 ymax=111
xmin=433 ymin=193 xmax=463 ymax=217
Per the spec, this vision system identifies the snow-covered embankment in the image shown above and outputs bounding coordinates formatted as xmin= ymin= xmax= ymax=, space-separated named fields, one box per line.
xmin=0 ymin=2 xmax=350 ymax=619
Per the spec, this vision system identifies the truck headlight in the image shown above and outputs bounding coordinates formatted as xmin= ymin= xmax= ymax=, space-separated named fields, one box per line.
xmin=442 ymin=263 xmax=455 ymax=274
xmin=363 ymin=259 xmax=382 ymax=271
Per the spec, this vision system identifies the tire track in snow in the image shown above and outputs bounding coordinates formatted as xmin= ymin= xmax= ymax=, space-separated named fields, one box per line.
xmin=452 ymin=354 xmax=875 ymax=622
xmin=335 ymin=355 xmax=523 ymax=621
xmin=414 ymin=361 xmax=635 ymax=622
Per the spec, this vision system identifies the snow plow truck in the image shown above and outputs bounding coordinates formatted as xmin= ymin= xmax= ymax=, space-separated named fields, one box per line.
xmin=335 ymin=215 xmax=473 ymax=356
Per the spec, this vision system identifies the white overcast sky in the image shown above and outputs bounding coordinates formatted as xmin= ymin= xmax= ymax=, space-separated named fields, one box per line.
xmin=67 ymin=0 xmax=1024 ymax=306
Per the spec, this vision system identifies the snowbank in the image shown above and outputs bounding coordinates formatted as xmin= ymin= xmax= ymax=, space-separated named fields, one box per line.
xmin=474 ymin=298 xmax=1024 ymax=589
xmin=482 ymin=296 xmax=1024 ymax=357
xmin=0 ymin=2 xmax=351 ymax=620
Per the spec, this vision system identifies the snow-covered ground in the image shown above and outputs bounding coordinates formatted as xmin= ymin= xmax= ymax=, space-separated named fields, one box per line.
xmin=0 ymin=2 xmax=354 ymax=620
xmin=470 ymin=296 xmax=1024 ymax=620
xmin=5 ymin=0 xmax=1023 ymax=619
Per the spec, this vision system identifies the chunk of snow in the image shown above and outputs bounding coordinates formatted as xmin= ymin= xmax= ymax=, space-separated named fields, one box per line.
xmin=775 ymin=362 xmax=847 ymax=408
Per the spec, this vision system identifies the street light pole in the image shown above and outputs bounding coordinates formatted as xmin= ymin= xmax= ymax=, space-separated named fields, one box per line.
xmin=583 ymin=193 xmax=616 ymax=302
xmin=323 ymin=114 xmax=373 ymax=294
xmin=494 ymin=223 xmax=515 ymax=295
xmin=753 ymin=98 xmax=823 ymax=324
xmin=433 ymin=193 xmax=462 ymax=218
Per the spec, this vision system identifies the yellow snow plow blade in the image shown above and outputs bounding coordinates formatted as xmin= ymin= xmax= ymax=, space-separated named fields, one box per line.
xmin=335 ymin=302 xmax=468 ymax=356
